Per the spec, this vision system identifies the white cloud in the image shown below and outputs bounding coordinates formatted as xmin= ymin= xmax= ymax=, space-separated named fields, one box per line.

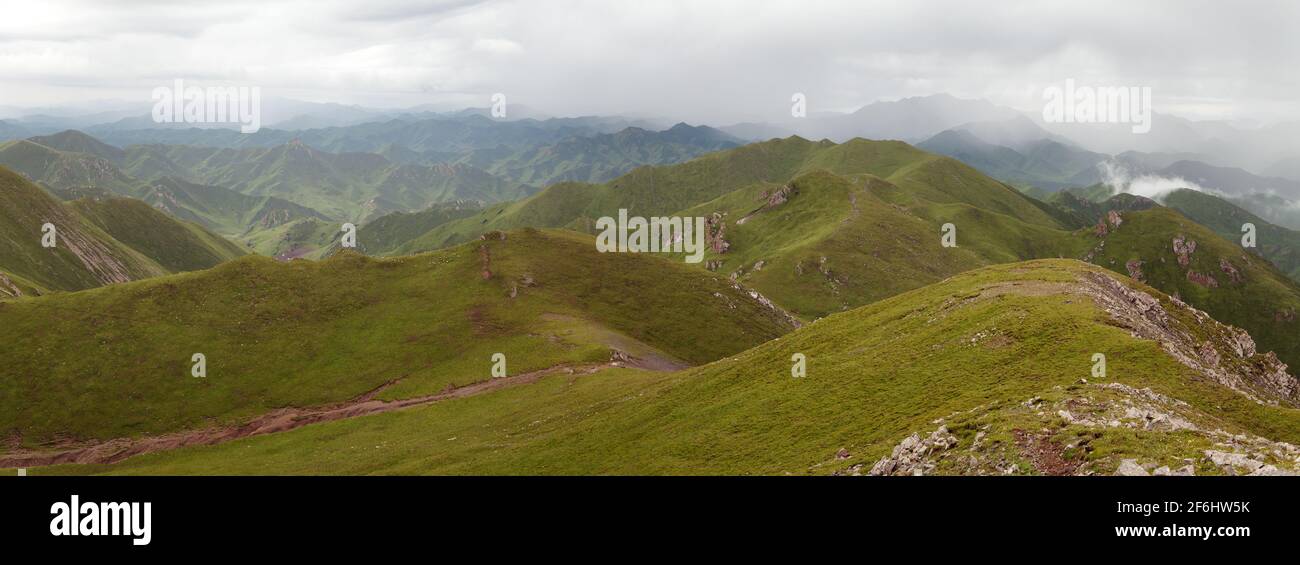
xmin=0 ymin=0 xmax=1295 ymax=125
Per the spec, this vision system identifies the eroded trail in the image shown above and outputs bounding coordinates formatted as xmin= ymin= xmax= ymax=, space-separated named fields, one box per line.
xmin=1 ymin=361 xmax=635 ymax=468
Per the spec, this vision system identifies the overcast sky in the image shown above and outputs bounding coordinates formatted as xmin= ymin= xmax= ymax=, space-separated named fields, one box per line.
xmin=1 ymin=0 xmax=1296 ymax=125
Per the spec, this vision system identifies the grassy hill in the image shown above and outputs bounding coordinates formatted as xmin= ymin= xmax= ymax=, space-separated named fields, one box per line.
xmin=460 ymin=123 xmax=741 ymax=187
xmin=26 ymin=130 xmax=126 ymax=164
xmin=918 ymin=129 xmax=1106 ymax=191
xmin=352 ymin=201 xmax=482 ymax=256
xmin=1078 ymin=205 xmax=1300 ymax=370
xmin=1162 ymin=188 xmax=1300 ymax=281
xmin=138 ymin=176 xmax=329 ymax=239
xmin=122 ymin=141 xmax=532 ymax=221
xmin=30 ymin=260 xmax=1299 ymax=475
xmin=0 ymin=228 xmax=798 ymax=447
xmin=0 ymin=139 xmax=140 ymax=196
xmin=0 ymin=166 xmax=239 ymax=294
xmin=69 ymin=197 xmax=246 ymax=272
xmin=394 ymin=136 xmax=1066 ymax=256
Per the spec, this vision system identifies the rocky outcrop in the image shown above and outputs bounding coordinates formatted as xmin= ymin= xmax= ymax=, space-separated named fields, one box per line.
xmin=1125 ymin=259 xmax=1145 ymax=282
xmin=0 ymin=273 xmax=23 ymax=298
xmin=1219 ymin=257 xmax=1244 ymax=284
xmin=1081 ymin=271 xmax=1297 ymax=406
xmin=868 ymin=425 xmax=959 ymax=476
xmin=736 ymin=184 xmax=797 ymax=226
xmin=1172 ymin=234 xmax=1197 ymax=267
xmin=1186 ymin=270 xmax=1219 ymax=288
xmin=705 ymin=212 xmax=730 ymax=253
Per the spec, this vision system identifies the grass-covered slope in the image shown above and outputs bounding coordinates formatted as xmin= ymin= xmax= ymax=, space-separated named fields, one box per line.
xmin=69 ymin=197 xmax=247 ymax=272
xmin=1079 ymin=206 xmax=1300 ymax=370
xmin=123 ymin=141 xmax=530 ymax=221
xmin=138 ymin=176 xmax=330 ymax=239
xmin=1162 ymin=188 xmax=1300 ymax=282
xmin=461 ymin=123 xmax=741 ymax=187
xmin=0 ymin=167 xmax=166 ymax=292
xmin=0 ymin=167 xmax=245 ymax=294
xmin=352 ymin=201 xmax=482 ymax=256
xmin=0 ymin=139 xmax=140 ymax=196
xmin=394 ymin=136 xmax=1066 ymax=255
xmin=43 ymin=260 xmax=1300 ymax=475
xmin=0 ymin=228 xmax=798 ymax=446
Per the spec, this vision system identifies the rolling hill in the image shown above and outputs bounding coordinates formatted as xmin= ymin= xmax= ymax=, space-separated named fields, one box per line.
xmin=122 ymin=140 xmax=531 ymax=221
xmin=0 ymin=228 xmax=799 ymax=449
xmin=392 ymin=136 xmax=1068 ymax=257
xmin=23 ymin=260 xmax=1299 ymax=475
xmin=1161 ymin=188 xmax=1300 ymax=282
xmin=459 ymin=123 xmax=742 ymax=187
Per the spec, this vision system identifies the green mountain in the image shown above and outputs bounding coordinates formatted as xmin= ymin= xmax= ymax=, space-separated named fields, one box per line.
xmin=69 ymin=197 xmax=246 ymax=273
xmin=26 ymin=130 xmax=126 ymax=164
xmin=138 ymin=176 xmax=329 ymax=238
xmin=378 ymin=137 xmax=1300 ymax=377
xmin=1078 ymin=205 xmax=1300 ymax=370
xmin=918 ymin=128 xmax=1106 ymax=191
xmin=0 ymin=166 xmax=243 ymax=294
xmin=26 ymin=260 xmax=1300 ymax=475
xmin=0 ymin=228 xmax=798 ymax=447
xmin=123 ymin=140 xmax=531 ymax=221
xmin=459 ymin=123 xmax=741 ymax=187
xmin=1161 ymin=188 xmax=1300 ymax=282
xmin=1046 ymin=190 xmax=1160 ymax=229
xmin=351 ymin=201 xmax=482 ymax=256
xmin=0 ymin=139 xmax=140 ymax=196
xmin=393 ymin=136 xmax=1066 ymax=256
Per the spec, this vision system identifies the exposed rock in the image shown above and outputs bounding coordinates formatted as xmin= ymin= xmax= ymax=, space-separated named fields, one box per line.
xmin=1125 ymin=259 xmax=1145 ymax=282
xmin=1115 ymin=459 xmax=1149 ymax=476
xmin=1081 ymin=272 xmax=1298 ymax=406
xmin=868 ymin=425 xmax=959 ymax=476
xmin=704 ymin=212 xmax=730 ymax=253
xmin=1186 ymin=270 xmax=1218 ymax=288
xmin=0 ymin=273 xmax=22 ymax=298
xmin=1219 ymin=258 xmax=1244 ymax=284
xmin=1205 ymin=450 xmax=1267 ymax=474
xmin=1172 ymin=235 xmax=1197 ymax=267
xmin=737 ymin=184 xmax=797 ymax=225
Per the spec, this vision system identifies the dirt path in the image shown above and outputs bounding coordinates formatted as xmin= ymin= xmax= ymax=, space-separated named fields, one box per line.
xmin=1 ymin=361 xmax=631 ymax=469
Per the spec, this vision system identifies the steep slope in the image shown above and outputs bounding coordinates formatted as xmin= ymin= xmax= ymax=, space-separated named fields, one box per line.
xmin=138 ymin=176 xmax=329 ymax=238
xmin=1162 ymin=188 xmax=1300 ymax=282
xmin=1078 ymin=206 xmax=1300 ymax=370
xmin=0 ymin=228 xmax=799 ymax=448
xmin=673 ymin=169 xmax=1084 ymax=318
xmin=0 ymin=167 xmax=243 ymax=293
xmin=0 ymin=167 xmax=167 ymax=292
xmin=353 ymin=201 xmax=482 ymax=256
xmin=38 ymin=260 xmax=1300 ymax=475
xmin=68 ymin=197 xmax=246 ymax=272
